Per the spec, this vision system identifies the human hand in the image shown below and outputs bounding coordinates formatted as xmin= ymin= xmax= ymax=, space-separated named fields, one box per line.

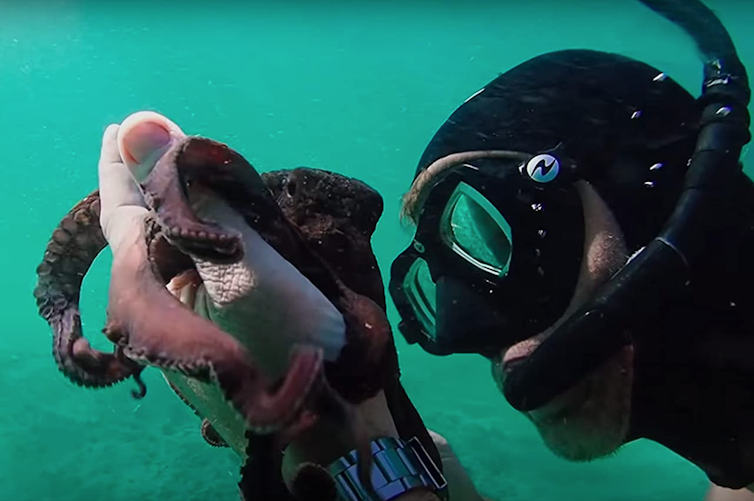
xmin=98 ymin=111 xmax=407 ymax=497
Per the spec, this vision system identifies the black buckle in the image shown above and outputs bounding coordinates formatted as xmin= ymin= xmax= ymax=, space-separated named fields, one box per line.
xmin=407 ymin=437 xmax=449 ymax=500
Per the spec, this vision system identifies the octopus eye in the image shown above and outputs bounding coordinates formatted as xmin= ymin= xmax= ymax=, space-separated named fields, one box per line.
xmin=287 ymin=179 xmax=297 ymax=197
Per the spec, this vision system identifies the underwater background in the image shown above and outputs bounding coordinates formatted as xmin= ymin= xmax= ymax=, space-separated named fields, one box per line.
xmin=2 ymin=1 xmax=753 ymax=500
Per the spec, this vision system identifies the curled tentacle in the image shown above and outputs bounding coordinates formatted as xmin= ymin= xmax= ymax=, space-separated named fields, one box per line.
xmin=104 ymin=220 xmax=324 ymax=432
xmin=33 ymin=190 xmax=143 ymax=390
xmin=141 ymin=137 xmax=252 ymax=264
xmin=151 ymin=138 xmax=393 ymax=404
xmin=149 ymin=138 xmax=392 ymax=488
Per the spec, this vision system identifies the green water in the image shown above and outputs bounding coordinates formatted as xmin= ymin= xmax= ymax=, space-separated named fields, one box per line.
xmin=2 ymin=1 xmax=753 ymax=500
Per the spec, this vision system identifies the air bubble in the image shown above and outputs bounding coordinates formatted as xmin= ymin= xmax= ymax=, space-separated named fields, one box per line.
xmin=644 ymin=181 xmax=655 ymax=188
xmin=653 ymin=73 xmax=667 ymax=82
xmin=531 ymin=203 xmax=543 ymax=212
xmin=650 ymin=163 xmax=663 ymax=171
xmin=534 ymin=248 xmax=541 ymax=258
xmin=538 ymin=229 xmax=547 ymax=238
xmin=537 ymin=267 xmax=545 ymax=277
xmin=717 ymin=106 xmax=732 ymax=116
xmin=631 ymin=110 xmax=642 ymax=119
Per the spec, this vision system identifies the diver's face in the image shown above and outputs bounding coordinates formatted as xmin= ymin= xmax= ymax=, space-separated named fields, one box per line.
xmin=495 ymin=181 xmax=634 ymax=462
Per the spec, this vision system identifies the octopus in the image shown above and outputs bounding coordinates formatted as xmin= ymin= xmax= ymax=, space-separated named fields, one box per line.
xmin=33 ymin=118 xmax=440 ymax=500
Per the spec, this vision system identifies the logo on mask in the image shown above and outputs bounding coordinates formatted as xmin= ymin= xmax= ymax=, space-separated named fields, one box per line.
xmin=525 ymin=154 xmax=560 ymax=183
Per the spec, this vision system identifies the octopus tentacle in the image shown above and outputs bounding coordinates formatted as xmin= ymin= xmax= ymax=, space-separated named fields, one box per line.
xmin=104 ymin=222 xmax=324 ymax=432
xmin=150 ymin=138 xmax=393 ymax=404
xmin=35 ymin=134 xmax=405 ymax=497
xmin=265 ymin=168 xmax=444 ymax=466
xmin=147 ymin=138 xmax=391 ymax=483
xmin=33 ymin=190 xmax=144 ymax=391
xmin=142 ymin=138 xmax=248 ymax=263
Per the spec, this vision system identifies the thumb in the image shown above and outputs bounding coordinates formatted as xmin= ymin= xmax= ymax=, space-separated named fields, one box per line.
xmin=98 ymin=123 xmax=148 ymax=253
xmin=99 ymin=112 xmax=186 ymax=254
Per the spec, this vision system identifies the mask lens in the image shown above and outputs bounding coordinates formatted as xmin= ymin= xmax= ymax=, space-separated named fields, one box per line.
xmin=441 ymin=182 xmax=513 ymax=276
xmin=402 ymin=257 xmax=437 ymax=337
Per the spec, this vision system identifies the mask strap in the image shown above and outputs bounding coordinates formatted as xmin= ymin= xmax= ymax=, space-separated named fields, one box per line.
xmin=401 ymin=150 xmax=531 ymax=225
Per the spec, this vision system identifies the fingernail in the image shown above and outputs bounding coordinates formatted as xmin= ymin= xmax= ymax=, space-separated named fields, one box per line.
xmin=117 ymin=111 xmax=185 ymax=180
xmin=123 ymin=121 xmax=170 ymax=164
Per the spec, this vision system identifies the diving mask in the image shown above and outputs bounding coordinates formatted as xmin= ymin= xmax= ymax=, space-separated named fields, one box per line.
xmin=389 ymin=150 xmax=585 ymax=357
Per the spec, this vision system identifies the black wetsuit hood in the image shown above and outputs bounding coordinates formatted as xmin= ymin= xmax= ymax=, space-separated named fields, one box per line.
xmin=398 ymin=48 xmax=754 ymax=488
xmin=415 ymin=48 xmax=699 ymax=263
xmin=389 ymin=49 xmax=700 ymax=355
xmin=392 ymin=0 xmax=753 ymax=487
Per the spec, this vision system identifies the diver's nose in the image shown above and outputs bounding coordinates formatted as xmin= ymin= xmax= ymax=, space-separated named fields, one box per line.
xmin=117 ymin=111 xmax=185 ymax=181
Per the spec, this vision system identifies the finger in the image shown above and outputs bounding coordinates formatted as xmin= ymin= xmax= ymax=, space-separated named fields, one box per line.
xmin=99 ymin=123 xmax=124 ymax=165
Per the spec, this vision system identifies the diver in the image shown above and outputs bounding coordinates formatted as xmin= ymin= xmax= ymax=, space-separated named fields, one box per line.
xmin=387 ymin=0 xmax=754 ymax=498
